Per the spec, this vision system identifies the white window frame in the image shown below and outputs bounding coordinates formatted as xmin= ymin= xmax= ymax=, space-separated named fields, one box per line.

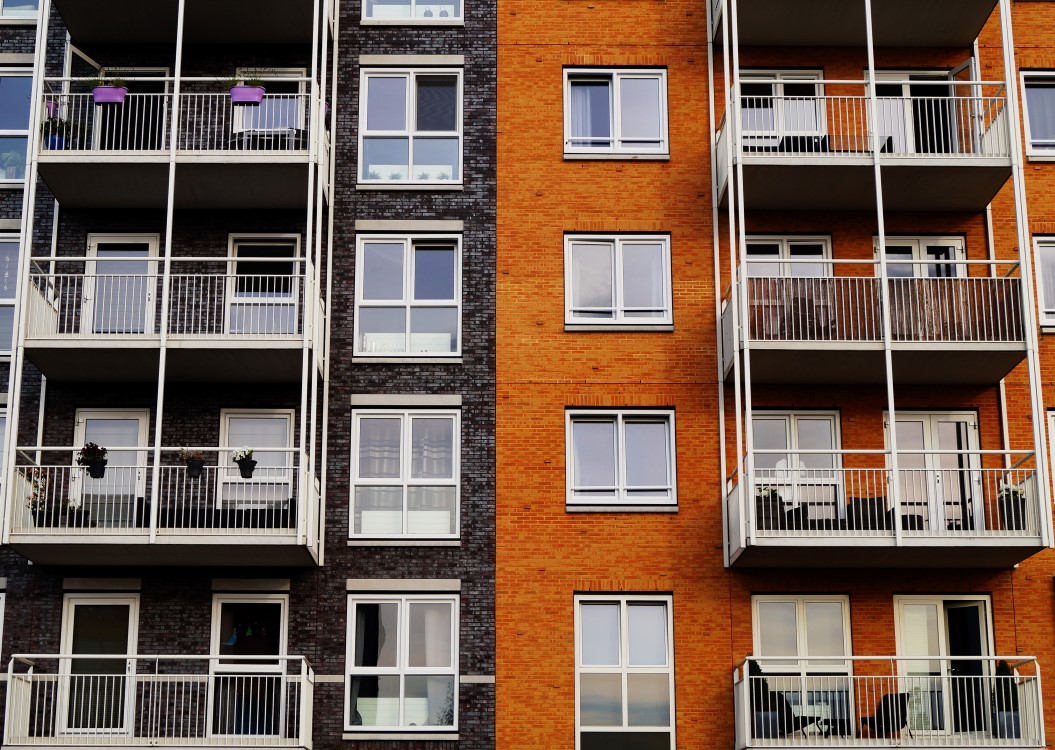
xmin=85 ymin=233 xmax=160 ymax=337
xmin=574 ymin=594 xmax=676 ymax=750
xmin=1021 ymin=71 xmax=1055 ymax=158
xmin=564 ymin=235 xmax=672 ymax=326
xmin=752 ymin=411 xmax=841 ymax=519
xmin=563 ymin=68 xmax=669 ymax=156
xmin=0 ymin=0 xmax=39 ymax=18
xmin=0 ymin=67 xmax=33 ymax=184
xmin=0 ymin=233 xmax=19 ymax=353
xmin=218 ymin=409 xmax=295 ymax=509
xmin=350 ymin=408 xmax=461 ymax=539
xmin=361 ymin=0 xmax=462 ymax=23
xmin=875 ymin=236 xmax=966 ymax=278
xmin=358 ymin=68 xmax=464 ymax=185
xmin=745 ymin=235 xmax=832 ymax=278
xmin=1035 ymin=237 xmax=1055 ymax=326
xmin=72 ymin=408 xmax=150 ymax=514
xmin=565 ymin=409 xmax=677 ymax=507
xmin=233 ymin=67 xmax=306 ymax=134
xmin=226 ymin=234 xmax=302 ymax=336
xmin=739 ymin=70 xmax=825 ymax=145
xmin=354 ymin=234 xmax=462 ymax=356
xmin=752 ymin=595 xmax=852 ymax=669
xmin=344 ymin=593 xmax=460 ymax=732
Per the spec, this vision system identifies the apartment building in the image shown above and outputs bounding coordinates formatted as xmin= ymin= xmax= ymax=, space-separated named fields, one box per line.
xmin=0 ymin=1 xmax=496 ymax=749
xmin=498 ymin=0 xmax=1055 ymax=748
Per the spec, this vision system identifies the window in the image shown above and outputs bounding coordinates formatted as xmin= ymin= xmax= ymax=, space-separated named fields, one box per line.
xmin=228 ymin=236 xmax=300 ymax=336
xmin=1022 ymin=72 xmax=1055 ymax=155
xmin=564 ymin=69 xmax=669 ymax=156
xmin=0 ymin=70 xmax=31 ymax=182
xmin=219 ymin=410 xmax=294 ymax=510
xmin=565 ymin=235 xmax=672 ymax=325
xmin=346 ymin=594 xmax=458 ymax=731
xmin=575 ymin=595 xmax=675 ymax=750
xmin=363 ymin=0 xmax=461 ymax=21
xmin=355 ymin=235 xmax=460 ymax=355
xmin=351 ymin=409 xmax=459 ymax=537
xmin=878 ymin=237 xmax=964 ymax=279
xmin=234 ymin=68 xmax=305 ymax=134
xmin=0 ymin=235 xmax=18 ymax=350
xmin=740 ymin=71 xmax=823 ymax=150
xmin=359 ymin=70 xmax=462 ymax=184
xmin=0 ymin=0 xmax=38 ymax=17
xmin=745 ymin=236 xmax=830 ymax=278
xmin=752 ymin=412 xmax=839 ymax=526
xmin=566 ymin=410 xmax=676 ymax=507
xmin=1037 ymin=238 xmax=1055 ymax=325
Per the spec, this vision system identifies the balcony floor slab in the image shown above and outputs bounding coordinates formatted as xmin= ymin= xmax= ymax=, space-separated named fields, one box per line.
xmin=729 ymin=537 xmax=1045 ymax=568
xmin=9 ymin=535 xmax=319 ymax=567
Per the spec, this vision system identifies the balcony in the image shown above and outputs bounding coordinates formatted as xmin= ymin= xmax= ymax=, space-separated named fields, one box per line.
xmin=37 ymin=80 xmax=319 ymax=209
xmin=23 ymin=256 xmax=312 ymax=381
xmin=721 ymin=261 xmax=1025 ymax=385
xmin=732 ymin=656 xmax=1043 ymax=749
xmin=6 ymin=448 xmax=321 ymax=566
xmin=711 ymin=0 xmax=998 ymax=47
xmin=715 ymin=82 xmax=1011 ymax=211
xmin=5 ymin=655 xmax=313 ymax=750
xmin=50 ymin=0 xmax=317 ymax=45
xmin=725 ymin=450 xmax=1045 ymax=568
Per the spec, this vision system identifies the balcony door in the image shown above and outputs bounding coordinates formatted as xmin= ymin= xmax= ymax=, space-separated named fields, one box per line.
xmin=740 ymin=72 xmax=824 ymax=151
xmin=745 ymin=237 xmax=831 ymax=341
xmin=93 ymin=68 xmax=169 ymax=152
xmin=86 ymin=234 xmax=158 ymax=336
xmin=226 ymin=237 xmax=299 ymax=336
xmin=72 ymin=409 xmax=149 ymax=528
xmin=873 ymin=72 xmax=956 ymax=155
xmin=880 ymin=238 xmax=967 ymax=340
xmin=219 ymin=410 xmax=294 ymax=511
xmin=209 ymin=595 xmax=288 ymax=738
xmin=896 ymin=596 xmax=992 ymax=736
xmin=59 ymin=595 xmax=139 ymax=736
xmin=886 ymin=412 xmax=981 ymax=531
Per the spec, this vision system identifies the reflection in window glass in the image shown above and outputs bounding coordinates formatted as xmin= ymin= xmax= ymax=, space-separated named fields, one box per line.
xmin=568 ymin=412 xmax=675 ymax=505
xmin=566 ymin=70 xmax=668 ymax=154
xmin=1026 ymin=77 xmax=1055 ymax=152
xmin=566 ymin=236 xmax=671 ymax=324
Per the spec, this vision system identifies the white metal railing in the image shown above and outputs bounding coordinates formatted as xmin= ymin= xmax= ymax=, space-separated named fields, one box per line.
xmin=729 ymin=81 xmax=1011 ymax=159
xmin=24 ymin=257 xmax=307 ymax=341
xmin=733 ymin=656 xmax=1043 ymax=749
xmin=737 ymin=450 xmax=1039 ymax=539
xmin=5 ymin=655 xmax=314 ymax=748
xmin=10 ymin=448 xmax=305 ymax=537
xmin=39 ymin=77 xmax=315 ymax=156
xmin=735 ymin=260 xmax=1023 ymax=344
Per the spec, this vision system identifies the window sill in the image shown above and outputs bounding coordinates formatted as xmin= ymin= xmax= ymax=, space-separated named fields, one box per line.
xmin=1041 ymin=325 xmax=1055 ymax=335
xmin=0 ymin=182 xmax=25 ymax=190
xmin=353 ymin=356 xmax=463 ymax=364
xmin=0 ymin=17 xmax=36 ymax=25
xmin=563 ymin=153 xmax=670 ymax=161
xmin=360 ymin=18 xmax=464 ymax=25
xmin=1027 ymin=154 xmax=1055 ymax=163
xmin=356 ymin=182 xmax=464 ymax=191
xmin=348 ymin=539 xmax=461 ymax=547
xmin=565 ymin=323 xmax=673 ymax=332
xmin=344 ymin=733 xmax=459 ymax=741
xmin=567 ymin=505 xmax=678 ymax=513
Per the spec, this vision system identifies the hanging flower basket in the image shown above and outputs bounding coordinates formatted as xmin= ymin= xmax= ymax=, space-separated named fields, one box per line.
xmin=77 ymin=442 xmax=108 ymax=479
xmin=229 ymin=85 xmax=265 ymax=105
xmin=92 ymin=85 xmax=128 ymax=105
xmin=236 ymin=459 xmax=257 ymax=479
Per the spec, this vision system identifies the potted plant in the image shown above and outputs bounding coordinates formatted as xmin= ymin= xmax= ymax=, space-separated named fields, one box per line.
xmin=179 ymin=448 xmax=207 ymax=479
xmin=40 ymin=116 xmax=77 ymax=150
xmin=88 ymin=76 xmax=128 ymax=105
xmin=233 ymin=447 xmax=257 ymax=479
xmin=225 ymin=70 xmax=271 ymax=106
xmin=77 ymin=442 xmax=108 ymax=479
xmin=1 ymin=149 xmax=25 ymax=180
xmin=64 ymin=496 xmax=91 ymax=529
xmin=24 ymin=468 xmax=56 ymax=527
xmin=992 ymin=659 xmax=1021 ymax=738
xmin=754 ymin=486 xmax=783 ymax=531
xmin=748 ymin=659 xmax=779 ymax=738
xmin=998 ymin=484 xmax=1027 ymax=531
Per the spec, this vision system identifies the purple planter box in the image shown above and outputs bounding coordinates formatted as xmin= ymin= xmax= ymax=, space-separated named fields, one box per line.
xmin=92 ymin=86 xmax=128 ymax=104
xmin=230 ymin=85 xmax=266 ymax=105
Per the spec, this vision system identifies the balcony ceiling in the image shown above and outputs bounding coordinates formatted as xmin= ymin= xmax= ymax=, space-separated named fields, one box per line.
xmin=715 ymin=0 xmax=996 ymax=47
xmin=52 ymin=0 xmax=315 ymax=44
xmin=9 ymin=538 xmax=319 ymax=567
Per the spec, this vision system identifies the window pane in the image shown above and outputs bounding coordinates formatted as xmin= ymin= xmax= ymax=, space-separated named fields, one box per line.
xmin=411 ymin=138 xmax=459 ymax=180
xmin=885 ymin=246 xmax=915 ymax=278
xmin=788 ymin=242 xmax=825 ymax=278
xmin=353 ymin=602 xmax=399 ymax=667
xmin=619 ymin=77 xmax=661 ymax=143
xmin=354 ymin=487 xmax=404 ymax=535
xmin=217 ymin=602 xmax=282 ymax=659
xmin=410 ymin=307 xmax=458 ymax=352
xmin=621 ymin=243 xmax=665 ymax=314
xmin=228 ymin=417 xmax=287 ymax=468
xmin=416 ymin=76 xmax=457 ymax=131
xmin=359 ymin=308 xmax=407 ymax=352
xmin=349 ymin=674 xmax=400 ymax=726
xmin=571 ymin=242 xmax=615 ymax=315
xmin=796 ymin=419 xmax=834 ymax=470
xmin=366 ymin=0 xmax=411 ymax=18
xmin=628 ymin=603 xmax=667 ymax=666
xmin=0 ymin=306 xmax=13 ymax=351
xmin=570 ymin=80 xmax=612 ymax=146
xmin=408 ymin=602 xmax=452 ymax=668
xmin=0 ymin=241 xmax=18 ymax=301
xmin=0 ymin=137 xmax=27 ymax=180
xmin=407 ymin=487 xmax=456 ymax=534
xmin=783 ymin=82 xmax=819 ymax=131
xmin=1027 ymin=82 xmax=1055 ymax=148
xmin=805 ymin=602 xmax=845 ymax=658
xmin=366 ymin=77 xmax=407 ymax=131
xmin=362 ymin=138 xmax=409 ymax=181
xmin=623 ymin=421 xmax=669 ymax=489
xmin=580 ymin=674 xmax=622 ymax=726
xmin=1041 ymin=249 xmax=1055 ymax=315
xmin=572 ymin=420 xmax=616 ymax=490
xmin=363 ymin=243 xmax=405 ymax=301
xmin=410 ymin=418 xmax=454 ymax=479
xmin=741 ymin=82 xmax=775 ymax=133
xmin=0 ymin=76 xmax=31 ymax=130
xmin=746 ymin=243 xmax=780 ymax=278
xmin=404 ymin=675 xmax=455 ymax=725
xmin=358 ymin=418 xmax=401 ymax=478
xmin=581 ymin=603 xmax=619 ymax=666
xmin=413 ymin=245 xmax=455 ymax=300
xmin=757 ymin=601 xmax=798 ymax=657
xmin=752 ymin=418 xmax=788 ymax=470
xmin=1 ymin=0 xmax=38 ymax=15
xmin=627 ymin=674 xmax=670 ymax=726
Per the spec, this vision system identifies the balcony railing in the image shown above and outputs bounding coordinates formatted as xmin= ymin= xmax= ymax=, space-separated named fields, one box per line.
xmin=9 ymin=447 xmax=310 ymax=537
xmin=24 ymin=256 xmax=306 ymax=342
xmin=5 ymin=655 xmax=313 ymax=748
xmin=728 ymin=450 xmax=1039 ymax=539
xmin=733 ymin=656 xmax=1043 ymax=748
xmin=731 ymin=260 xmax=1023 ymax=345
xmin=39 ymin=77 xmax=315 ymax=157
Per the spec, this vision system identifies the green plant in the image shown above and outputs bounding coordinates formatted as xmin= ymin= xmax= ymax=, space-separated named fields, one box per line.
xmin=76 ymin=442 xmax=107 ymax=465
xmin=179 ymin=448 xmax=206 ymax=462
xmin=748 ymin=659 xmax=774 ymax=711
xmin=24 ymin=468 xmax=48 ymax=511
xmin=998 ymin=484 xmax=1023 ymax=503
xmin=233 ymin=447 xmax=254 ymax=463
xmin=418 ymin=172 xmax=432 ymax=180
xmin=41 ymin=117 xmax=78 ymax=138
xmin=756 ymin=486 xmax=782 ymax=503
xmin=86 ymin=76 xmax=126 ymax=88
xmin=993 ymin=660 xmax=1019 ymax=713
xmin=366 ymin=170 xmax=381 ymax=180
xmin=225 ymin=68 xmax=276 ymax=88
